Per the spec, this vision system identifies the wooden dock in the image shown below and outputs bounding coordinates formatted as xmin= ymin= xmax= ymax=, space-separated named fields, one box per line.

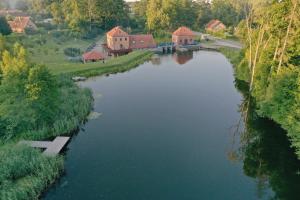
xmin=18 ymin=136 xmax=70 ymax=156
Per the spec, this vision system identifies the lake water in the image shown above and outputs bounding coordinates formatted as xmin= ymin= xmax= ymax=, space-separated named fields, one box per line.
xmin=44 ymin=51 xmax=300 ymax=200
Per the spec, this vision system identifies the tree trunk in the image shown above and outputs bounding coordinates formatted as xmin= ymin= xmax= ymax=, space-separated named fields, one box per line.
xmin=245 ymin=10 xmax=253 ymax=71
xmin=273 ymin=38 xmax=280 ymax=61
xmin=250 ymin=24 xmax=265 ymax=92
xmin=277 ymin=2 xmax=298 ymax=74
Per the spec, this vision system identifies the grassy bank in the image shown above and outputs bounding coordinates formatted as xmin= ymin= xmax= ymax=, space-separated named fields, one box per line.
xmin=0 ymin=145 xmax=64 ymax=200
xmin=0 ymin=75 xmax=93 ymax=200
xmin=48 ymin=50 xmax=153 ymax=77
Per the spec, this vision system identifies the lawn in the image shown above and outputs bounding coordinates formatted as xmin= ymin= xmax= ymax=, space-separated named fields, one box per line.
xmin=48 ymin=50 xmax=154 ymax=76
xmin=6 ymin=32 xmax=153 ymax=77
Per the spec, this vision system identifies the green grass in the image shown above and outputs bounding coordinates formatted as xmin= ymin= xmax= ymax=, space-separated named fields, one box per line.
xmin=0 ymin=144 xmax=64 ymax=200
xmin=55 ymin=51 xmax=154 ymax=77
xmin=219 ymin=47 xmax=242 ymax=67
xmin=5 ymin=32 xmax=99 ymax=69
xmin=7 ymin=33 xmax=153 ymax=78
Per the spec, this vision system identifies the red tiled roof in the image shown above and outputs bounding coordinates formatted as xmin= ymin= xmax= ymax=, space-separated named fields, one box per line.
xmin=206 ymin=20 xmax=226 ymax=30
xmin=8 ymin=16 xmax=32 ymax=31
xmin=83 ymin=50 xmax=105 ymax=61
xmin=129 ymin=34 xmax=156 ymax=49
xmin=173 ymin=27 xmax=195 ymax=36
xmin=107 ymin=26 xmax=128 ymax=37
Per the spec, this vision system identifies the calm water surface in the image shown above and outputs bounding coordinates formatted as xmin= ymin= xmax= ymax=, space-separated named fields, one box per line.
xmin=44 ymin=51 xmax=300 ymax=200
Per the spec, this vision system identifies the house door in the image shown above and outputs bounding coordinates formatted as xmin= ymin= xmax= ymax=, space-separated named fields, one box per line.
xmin=184 ymin=39 xmax=188 ymax=45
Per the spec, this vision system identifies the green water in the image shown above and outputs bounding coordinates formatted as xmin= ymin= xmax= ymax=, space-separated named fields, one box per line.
xmin=44 ymin=51 xmax=300 ymax=200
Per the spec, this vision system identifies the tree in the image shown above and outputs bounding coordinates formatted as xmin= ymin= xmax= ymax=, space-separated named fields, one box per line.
xmin=0 ymin=17 xmax=12 ymax=36
xmin=211 ymin=0 xmax=240 ymax=27
xmin=235 ymin=0 xmax=300 ymax=158
xmin=0 ymin=44 xmax=58 ymax=137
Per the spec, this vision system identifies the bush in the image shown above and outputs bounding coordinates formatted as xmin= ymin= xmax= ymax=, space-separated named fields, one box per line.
xmin=0 ymin=17 xmax=12 ymax=35
xmin=64 ymin=47 xmax=82 ymax=57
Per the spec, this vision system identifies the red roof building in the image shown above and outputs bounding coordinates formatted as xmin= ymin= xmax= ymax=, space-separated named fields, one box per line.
xmin=206 ymin=20 xmax=226 ymax=32
xmin=107 ymin=26 xmax=129 ymax=37
xmin=8 ymin=16 xmax=37 ymax=33
xmin=82 ymin=50 xmax=105 ymax=63
xmin=129 ymin=35 xmax=156 ymax=49
xmin=105 ymin=26 xmax=156 ymax=55
xmin=172 ymin=27 xmax=195 ymax=46
xmin=106 ymin=26 xmax=130 ymax=52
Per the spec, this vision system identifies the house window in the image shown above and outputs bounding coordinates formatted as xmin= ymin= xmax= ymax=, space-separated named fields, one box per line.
xmin=115 ymin=38 xmax=117 ymax=42
xmin=120 ymin=38 xmax=122 ymax=41
xmin=125 ymin=38 xmax=127 ymax=41
xmin=180 ymin=40 xmax=182 ymax=43
xmin=190 ymin=39 xmax=192 ymax=42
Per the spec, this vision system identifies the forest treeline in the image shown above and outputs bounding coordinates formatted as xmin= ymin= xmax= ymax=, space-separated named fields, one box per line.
xmin=0 ymin=0 xmax=245 ymax=34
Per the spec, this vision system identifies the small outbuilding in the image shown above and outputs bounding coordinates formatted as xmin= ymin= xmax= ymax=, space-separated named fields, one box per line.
xmin=172 ymin=26 xmax=195 ymax=46
xmin=8 ymin=16 xmax=37 ymax=33
xmin=206 ymin=20 xmax=226 ymax=32
xmin=82 ymin=50 xmax=105 ymax=63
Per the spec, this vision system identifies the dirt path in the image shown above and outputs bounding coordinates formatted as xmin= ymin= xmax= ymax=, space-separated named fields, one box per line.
xmin=194 ymin=32 xmax=243 ymax=49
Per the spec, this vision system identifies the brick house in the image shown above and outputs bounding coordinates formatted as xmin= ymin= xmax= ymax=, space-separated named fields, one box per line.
xmin=172 ymin=27 xmax=195 ymax=46
xmin=206 ymin=20 xmax=226 ymax=32
xmin=105 ymin=26 xmax=156 ymax=55
xmin=8 ymin=16 xmax=37 ymax=33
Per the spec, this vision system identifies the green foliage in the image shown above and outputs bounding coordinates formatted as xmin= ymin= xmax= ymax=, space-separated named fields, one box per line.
xmin=211 ymin=0 xmax=243 ymax=27
xmin=0 ymin=144 xmax=63 ymax=200
xmin=220 ymin=47 xmax=250 ymax=82
xmin=63 ymin=47 xmax=81 ymax=57
xmin=0 ymin=17 xmax=12 ymax=36
xmin=234 ymin=0 xmax=300 ymax=158
xmin=0 ymin=43 xmax=93 ymax=141
xmin=146 ymin=0 xmax=199 ymax=32
xmin=40 ymin=0 xmax=129 ymax=32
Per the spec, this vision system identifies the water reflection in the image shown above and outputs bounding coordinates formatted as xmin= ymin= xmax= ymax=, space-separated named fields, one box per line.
xmin=232 ymin=80 xmax=300 ymax=200
xmin=150 ymin=54 xmax=161 ymax=65
xmin=172 ymin=51 xmax=193 ymax=65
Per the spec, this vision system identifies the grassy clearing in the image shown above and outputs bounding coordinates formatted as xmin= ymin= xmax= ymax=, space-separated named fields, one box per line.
xmin=62 ymin=51 xmax=154 ymax=77
xmin=7 ymin=33 xmax=153 ymax=78
xmin=5 ymin=32 xmax=99 ymax=69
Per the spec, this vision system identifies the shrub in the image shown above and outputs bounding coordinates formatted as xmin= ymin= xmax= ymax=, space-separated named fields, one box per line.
xmin=64 ymin=47 xmax=82 ymax=57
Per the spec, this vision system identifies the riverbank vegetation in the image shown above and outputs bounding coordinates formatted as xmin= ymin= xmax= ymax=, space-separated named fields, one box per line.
xmin=231 ymin=80 xmax=300 ymax=200
xmin=0 ymin=145 xmax=64 ymax=200
xmin=0 ymin=42 xmax=93 ymax=199
xmin=223 ymin=0 xmax=300 ymax=158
